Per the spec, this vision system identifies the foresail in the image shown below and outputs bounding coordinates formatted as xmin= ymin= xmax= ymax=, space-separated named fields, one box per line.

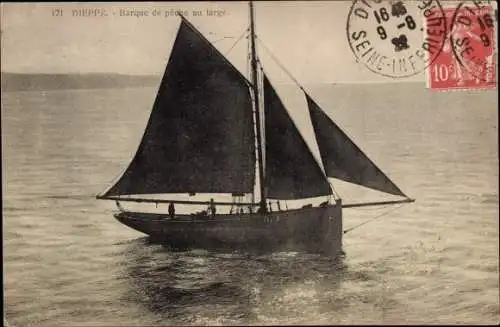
xmin=104 ymin=18 xmax=255 ymax=197
xmin=305 ymin=93 xmax=407 ymax=197
xmin=263 ymin=74 xmax=332 ymax=200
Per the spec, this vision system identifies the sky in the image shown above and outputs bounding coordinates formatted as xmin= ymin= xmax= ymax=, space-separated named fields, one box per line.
xmin=0 ymin=1 xmax=484 ymax=84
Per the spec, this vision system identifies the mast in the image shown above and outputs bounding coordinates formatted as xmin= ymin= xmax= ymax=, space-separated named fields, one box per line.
xmin=249 ymin=1 xmax=267 ymax=213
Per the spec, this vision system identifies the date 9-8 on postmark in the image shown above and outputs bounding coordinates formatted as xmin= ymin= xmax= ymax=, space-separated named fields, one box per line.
xmin=427 ymin=1 xmax=497 ymax=91
xmin=347 ymin=0 xmax=447 ymax=79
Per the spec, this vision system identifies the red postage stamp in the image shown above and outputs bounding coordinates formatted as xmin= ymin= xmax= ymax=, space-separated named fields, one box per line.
xmin=426 ymin=2 xmax=497 ymax=91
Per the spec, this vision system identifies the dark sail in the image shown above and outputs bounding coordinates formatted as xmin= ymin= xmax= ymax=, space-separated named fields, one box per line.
xmin=305 ymin=93 xmax=406 ymax=197
xmin=104 ymin=19 xmax=255 ymax=197
xmin=263 ymin=74 xmax=332 ymax=199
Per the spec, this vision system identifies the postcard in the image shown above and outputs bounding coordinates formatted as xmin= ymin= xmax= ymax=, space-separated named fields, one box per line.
xmin=2 ymin=1 xmax=498 ymax=325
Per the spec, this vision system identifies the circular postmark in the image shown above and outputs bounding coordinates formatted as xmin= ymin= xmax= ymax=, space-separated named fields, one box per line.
xmin=450 ymin=1 xmax=497 ymax=83
xmin=347 ymin=0 xmax=447 ymax=78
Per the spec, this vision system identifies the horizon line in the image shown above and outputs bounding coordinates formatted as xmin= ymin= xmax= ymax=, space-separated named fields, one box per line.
xmin=0 ymin=71 xmax=421 ymax=85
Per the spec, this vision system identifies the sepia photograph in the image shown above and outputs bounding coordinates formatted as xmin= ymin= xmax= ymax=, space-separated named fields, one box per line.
xmin=2 ymin=0 xmax=498 ymax=325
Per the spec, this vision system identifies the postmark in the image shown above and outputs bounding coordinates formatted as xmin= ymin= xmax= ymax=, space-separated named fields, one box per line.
xmin=450 ymin=1 xmax=497 ymax=83
xmin=426 ymin=3 xmax=496 ymax=90
xmin=347 ymin=0 xmax=447 ymax=78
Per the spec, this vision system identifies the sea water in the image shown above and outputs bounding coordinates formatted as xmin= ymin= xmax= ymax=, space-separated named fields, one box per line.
xmin=2 ymin=82 xmax=498 ymax=325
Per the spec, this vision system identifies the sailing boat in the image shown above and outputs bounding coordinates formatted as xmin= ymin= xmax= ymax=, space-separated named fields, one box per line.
xmin=96 ymin=2 xmax=414 ymax=255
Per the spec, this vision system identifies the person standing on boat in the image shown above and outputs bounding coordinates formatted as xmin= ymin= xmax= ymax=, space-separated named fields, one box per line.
xmin=168 ymin=202 xmax=175 ymax=219
xmin=209 ymin=198 xmax=216 ymax=217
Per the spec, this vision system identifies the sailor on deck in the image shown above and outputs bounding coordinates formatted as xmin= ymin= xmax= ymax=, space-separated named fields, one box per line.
xmin=209 ymin=198 xmax=216 ymax=217
xmin=168 ymin=202 xmax=175 ymax=219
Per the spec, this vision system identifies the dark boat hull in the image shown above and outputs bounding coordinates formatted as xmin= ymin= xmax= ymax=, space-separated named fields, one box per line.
xmin=114 ymin=202 xmax=343 ymax=255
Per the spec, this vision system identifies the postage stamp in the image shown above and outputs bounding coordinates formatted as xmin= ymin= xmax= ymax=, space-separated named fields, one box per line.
xmin=427 ymin=1 xmax=497 ymax=90
xmin=347 ymin=0 xmax=447 ymax=78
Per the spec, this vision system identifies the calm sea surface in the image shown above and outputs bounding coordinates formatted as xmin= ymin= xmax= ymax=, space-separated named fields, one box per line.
xmin=2 ymin=83 xmax=498 ymax=325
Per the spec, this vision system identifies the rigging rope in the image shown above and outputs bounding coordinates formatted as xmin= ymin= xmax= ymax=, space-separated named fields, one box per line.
xmin=343 ymin=203 xmax=409 ymax=234
xmin=256 ymin=37 xmax=305 ymax=91
xmin=211 ymin=36 xmax=236 ymax=44
xmin=246 ymin=33 xmax=250 ymax=81
xmin=328 ymin=182 xmax=341 ymax=202
xmin=224 ymin=28 xmax=250 ymax=56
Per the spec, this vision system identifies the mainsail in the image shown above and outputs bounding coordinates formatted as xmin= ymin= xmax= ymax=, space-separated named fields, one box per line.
xmin=263 ymin=74 xmax=332 ymax=199
xmin=305 ymin=93 xmax=406 ymax=197
xmin=103 ymin=18 xmax=256 ymax=197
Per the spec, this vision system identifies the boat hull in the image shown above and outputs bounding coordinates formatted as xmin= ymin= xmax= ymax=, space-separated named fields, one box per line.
xmin=114 ymin=202 xmax=343 ymax=255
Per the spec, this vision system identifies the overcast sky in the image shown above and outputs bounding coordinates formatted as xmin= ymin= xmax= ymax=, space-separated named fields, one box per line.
xmin=0 ymin=1 xmax=465 ymax=84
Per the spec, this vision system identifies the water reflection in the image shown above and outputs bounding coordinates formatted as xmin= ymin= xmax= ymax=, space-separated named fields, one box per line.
xmin=118 ymin=237 xmax=347 ymax=324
